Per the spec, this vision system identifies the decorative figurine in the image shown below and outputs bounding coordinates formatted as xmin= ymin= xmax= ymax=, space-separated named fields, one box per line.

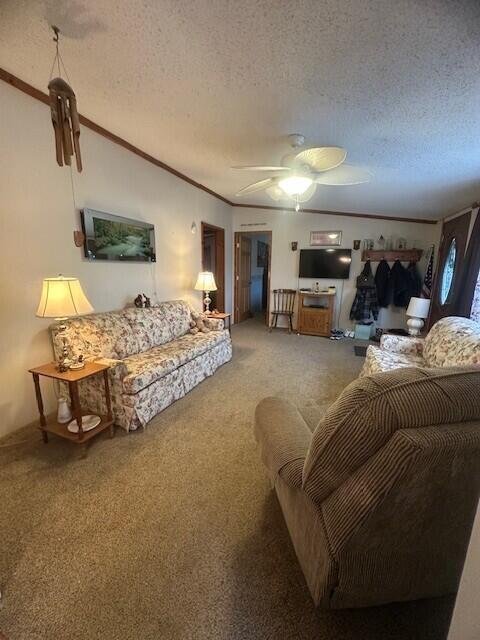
xmin=134 ymin=294 xmax=144 ymax=308
xmin=377 ymin=235 xmax=385 ymax=250
xmin=143 ymin=294 xmax=151 ymax=308
xmin=69 ymin=353 xmax=85 ymax=370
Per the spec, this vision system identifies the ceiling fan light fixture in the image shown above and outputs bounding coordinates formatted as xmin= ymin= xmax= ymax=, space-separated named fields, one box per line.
xmin=278 ymin=175 xmax=313 ymax=196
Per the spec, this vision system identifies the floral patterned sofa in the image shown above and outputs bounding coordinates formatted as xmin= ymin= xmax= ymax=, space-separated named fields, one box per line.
xmin=51 ymin=300 xmax=232 ymax=431
xmin=361 ymin=316 xmax=480 ymax=376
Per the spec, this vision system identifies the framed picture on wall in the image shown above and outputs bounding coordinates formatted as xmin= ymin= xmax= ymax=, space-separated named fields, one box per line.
xmin=81 ymin=209 xmax=156 ymax=262
xmin=257 ymin=241 xmax=268 ymax=267
xmin=310 ymin=231 xmax=342 ymax=246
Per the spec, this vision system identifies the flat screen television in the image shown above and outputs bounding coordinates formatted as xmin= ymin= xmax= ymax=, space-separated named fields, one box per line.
xmin=299 ymin=249 xmax=352 ymax=279
xmin=81 ymin=209 xmax=156 ymax=262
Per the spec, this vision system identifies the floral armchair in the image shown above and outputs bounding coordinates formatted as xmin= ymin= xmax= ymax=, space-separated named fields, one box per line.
xmin=361 ymin=316 xmax=480 ymax=376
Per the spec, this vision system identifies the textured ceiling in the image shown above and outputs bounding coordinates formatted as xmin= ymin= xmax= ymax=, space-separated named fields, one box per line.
xmin=1 ymin=0 xmax=480 ymax=219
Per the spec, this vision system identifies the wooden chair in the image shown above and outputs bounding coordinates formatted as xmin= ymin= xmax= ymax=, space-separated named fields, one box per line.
xmin=270 ymin=289 xmax=296 ymax=333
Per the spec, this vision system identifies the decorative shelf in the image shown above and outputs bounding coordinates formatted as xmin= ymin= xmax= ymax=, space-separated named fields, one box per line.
xmin=361 ymin=249 xmax=423 ymax=263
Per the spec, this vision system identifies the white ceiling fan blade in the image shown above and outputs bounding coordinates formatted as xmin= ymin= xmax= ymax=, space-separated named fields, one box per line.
xmin=313 ymin=165 xmax=372 ymax=186
xmin=295 ymin=146 xmax=347 ymax=172
xmin=231 ymin=165 xmax=290 ymax=172
xmin=236 ymin=178 xmax=274 ymax=196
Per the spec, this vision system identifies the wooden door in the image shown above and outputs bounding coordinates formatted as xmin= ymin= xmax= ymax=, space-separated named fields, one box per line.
xmin=235 ymin=233 xmax=252 ymax=323
xmin=429 ymin=211 xmax=471 ymax=327
xmin=215 ymin=230 xmax=225 ymax=312
xmin=201 ymin=223 xmax=225 ymax=312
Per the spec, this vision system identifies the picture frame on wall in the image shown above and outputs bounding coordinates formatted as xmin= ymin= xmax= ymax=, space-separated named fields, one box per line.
xmin=310 ymin=231 xmax=342 ymax=246
xmin=80 ymin=209 xmax=156 ymax=262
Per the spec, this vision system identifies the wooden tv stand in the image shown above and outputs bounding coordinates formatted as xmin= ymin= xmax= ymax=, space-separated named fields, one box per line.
xmin=297 ymin=291 xmax=335 ymax=337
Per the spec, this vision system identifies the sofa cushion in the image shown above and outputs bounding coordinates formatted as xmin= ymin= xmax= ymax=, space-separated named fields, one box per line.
xmin=122 ymin=330 xmax=228 ymax=394
xmin=122 ymin=301 xmax=193 ymax=352
xmin=362 ymin=345 xmax=425 ymax=376
xmin=58 ymin=310 xmax=140 ymax=360
xmin=302 ymin=366 xmax=480 ymax=505
xmin=424 ymin=316 xmax=480 ymax=367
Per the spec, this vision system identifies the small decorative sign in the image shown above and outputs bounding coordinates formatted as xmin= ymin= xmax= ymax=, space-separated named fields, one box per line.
xmin=310 ymin=231 xmax=342 ymax=246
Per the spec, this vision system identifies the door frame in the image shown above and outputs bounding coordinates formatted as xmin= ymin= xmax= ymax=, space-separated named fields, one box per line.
xmin=201 ymin=222 xmax=225 ymax=312
xmin=428 ymin=211 xmax=471 ymax=328
xmin=234 ymin=230 xmax=272 ymax=325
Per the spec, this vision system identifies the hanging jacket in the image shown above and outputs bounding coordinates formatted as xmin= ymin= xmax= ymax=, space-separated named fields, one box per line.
xmin=405 ymin=261 xmax=422 ymax=300
xmin=350 ymin=261 xmax=379 ymax=322
xmin=390 ymin=260 xmax=410 ymax=307
xmin=356 ymin=260 xmax=376 ymax=289
xmin=375 ymin=259 xmax=391 ymax=307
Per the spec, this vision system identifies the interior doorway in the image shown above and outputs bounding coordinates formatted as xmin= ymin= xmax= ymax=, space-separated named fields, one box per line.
xmin=201 ymin=222 xmax=225 ymax=312
xmin=234 ymin=231 xmax=272 ymax=325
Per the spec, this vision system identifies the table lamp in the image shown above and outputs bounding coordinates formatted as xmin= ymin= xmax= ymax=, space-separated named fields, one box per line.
xmin=194 ymin=271 xmax=217 ymax=312
xmin=36 ymin=275 xmax=94 ymax=371
xmin=406 ymin=297 xmax=430 ymax=336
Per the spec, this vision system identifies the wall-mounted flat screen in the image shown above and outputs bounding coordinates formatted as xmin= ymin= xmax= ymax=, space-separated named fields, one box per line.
xmin=81 ymin=209 xmax=156 ymax=262
xmin=299 ymin=248 xmax=352 ymax=279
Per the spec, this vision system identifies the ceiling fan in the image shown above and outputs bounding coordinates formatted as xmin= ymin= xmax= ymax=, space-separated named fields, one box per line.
xmin=232 ymin=134 xmax=372 ymax=211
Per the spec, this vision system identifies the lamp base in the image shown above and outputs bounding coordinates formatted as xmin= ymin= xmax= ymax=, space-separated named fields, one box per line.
xmin=407 ymin=317 xmax=424 ymax=336
xmin=56 ymin=318 xmax=71 ymax=371
xmin=67 ymin=414 xmax=101 ymax=434
xmin=203 ymin=291 xmax=212 ymax=313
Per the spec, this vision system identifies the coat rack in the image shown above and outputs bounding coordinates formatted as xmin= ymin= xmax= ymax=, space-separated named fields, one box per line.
xmin=361 ymin=249 xmax=423 ymax=262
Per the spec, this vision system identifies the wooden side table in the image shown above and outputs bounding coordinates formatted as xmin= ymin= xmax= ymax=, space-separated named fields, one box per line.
xmin=205 ymin=312 xmax=232 ymax=335
xmin=28 ymin=361 xmax=114 ymax=444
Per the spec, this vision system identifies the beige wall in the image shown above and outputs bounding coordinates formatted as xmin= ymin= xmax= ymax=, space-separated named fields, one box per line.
xmin=0 ymin=82 xmax=232 ymax=438
xmin=233 ymin=208 xmax=440 ymax=330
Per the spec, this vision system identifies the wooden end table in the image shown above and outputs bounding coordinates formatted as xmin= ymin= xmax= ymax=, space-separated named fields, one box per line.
xmin=205 ymin=312 xmax=232 ymax=335
xmin=28 ymin=361 xmax=114 ymax=444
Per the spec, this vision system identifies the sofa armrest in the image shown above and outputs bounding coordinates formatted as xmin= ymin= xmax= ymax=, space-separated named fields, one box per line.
xmin=254 ymin=397 xmax=312 ymax=488
xmin=77 ymin=357 xmax=128 ymax=429
xmin=204 ymin=317 xmax=224 ymax=331
xmin=87 ymin=356 xmax=128 ymax=380
xmin=380 ymin=334 xmax=424 ymax=356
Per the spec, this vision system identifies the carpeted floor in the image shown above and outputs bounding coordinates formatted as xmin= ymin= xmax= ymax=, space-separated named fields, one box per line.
xmin=0 ymin=318 xmax=454 ymax=640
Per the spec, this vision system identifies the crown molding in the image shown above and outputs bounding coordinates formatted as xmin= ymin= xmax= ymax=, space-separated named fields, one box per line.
xmin=0 ymin=67 xmax=438 ymax=225
xmin=232 ymin=202 xmax=438 ymax=225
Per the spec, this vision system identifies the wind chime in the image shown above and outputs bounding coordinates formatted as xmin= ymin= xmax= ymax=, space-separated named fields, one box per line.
xmin=48 ymin=26 xmax=82 ymax=172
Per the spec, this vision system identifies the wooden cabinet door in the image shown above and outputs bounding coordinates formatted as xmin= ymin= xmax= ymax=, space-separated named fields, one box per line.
xmin=300 ymin=308 xmax=330 ymax=336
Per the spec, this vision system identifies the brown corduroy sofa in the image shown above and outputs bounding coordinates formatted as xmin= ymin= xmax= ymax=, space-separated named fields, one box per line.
xmin=254 ymin=367 xmax=480 ymax=608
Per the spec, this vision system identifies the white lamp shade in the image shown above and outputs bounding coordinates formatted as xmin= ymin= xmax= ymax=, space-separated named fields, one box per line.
xmin=278 ymin=175 xmax=313 ymax=196
xmin=36 ymin=276 xmax=94 ymax=318
xmin=406 ymin=297 xmax=430 ymax=319
xmin=194 ymin=271 xmax=217 ymax=292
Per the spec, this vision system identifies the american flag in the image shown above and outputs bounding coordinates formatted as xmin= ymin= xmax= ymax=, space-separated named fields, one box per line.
xmin=421 ymin=245 xmax=434 ymax=298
